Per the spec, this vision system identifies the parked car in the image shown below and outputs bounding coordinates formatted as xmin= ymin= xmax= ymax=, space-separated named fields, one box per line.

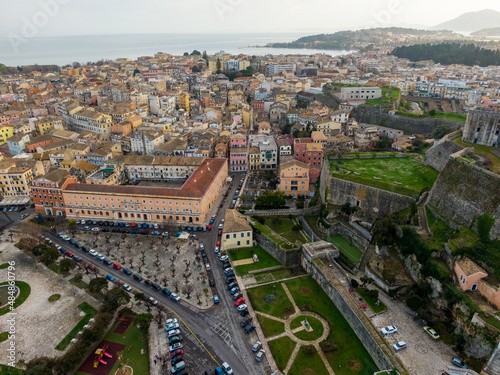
xmin=237 ymin=304 xmax=248 ymax=312
xmin=393 ymin=341 xmax=407 ymax=351
xmin=96 ymin=254 xmax=105 ymax=261
xmin=171 ymin=360 xmax=185 ymax=374
xmin=89 ymin=249 xmax=98 ymax=256
xmin=91 ymin=227 xmax=100 ymax=232
xmin=106 ymin=274 xmax=115 ymax=281
xmin=252 ymin=341 xmax=262 ymax=352
xmin=112 ymin=262 xmax=122 ymax=270
xmin=152 ymin=283 xmax=162 ymax=291
xmin=167 ymin=329 xmax=181 ymax=338
xmin=423 ymin=326 xmax=440 ymax=340
xmin=451 ymin=357 xmax=467 ymax=369
xmin=255 ymin=349 xmax=265 ymax=362
xmin=148 ymin=297 xmax=158 ymax=305
xmin=169 ymin=336 xmax=183 ymax=345
xmin=170 ymin=349 xmax=183 ymax=359
xmin=103 ymin=258 xmax=113 ymax=266
xmin=244 ymin=324 xmax=255 ymax=334
xmin=214 ymin=246 xmax=220 ymax=254
xmin=221 ymin=362 xmax=233 ymax=375
xmin=241 ymin=317 xmax=253 ymax=327
xmin=144 ymin=279 xmax=153 ymax=286
xmin=170 ymin=293 xmax=180 ymax=302
xmin=133 ymin=273 xmax=143 ymax=281
xmin=205 ymin=263 xmax=211 ymax=271
xmin=171 ymin=355 xmax=183 ymax=366
xmin=220 ymin=255 xmax=229 ymax=262
xmin=162 ymin=288 xmax=172 ymax=296
xmin=213 ymin=295 xmax=219 ymax=304
xmin=123 ymin=267 xmax=132 ymax=275
xmin=234 ymin=298 xmax=245 ymax=306
xmin=240 ymin=310 xmax=249 ymax=317
xmin=233 ymin=293 xmax=243 ymax=301
xmin=381 ymin=326 xmax=398 ymax=335
xmin=122 ymin=284 xmax=132 ymax=292
xmin=87 ymin=264 xmax=96 ymax=271
xmin=168 ymin=343 xmax=183 ymax=352
xmin=209 ymin=278 xmax=215 ymax=287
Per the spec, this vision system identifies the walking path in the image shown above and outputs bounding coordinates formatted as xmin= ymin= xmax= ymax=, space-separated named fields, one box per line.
xmin=256 ymin=282 xmax=335 ymax=375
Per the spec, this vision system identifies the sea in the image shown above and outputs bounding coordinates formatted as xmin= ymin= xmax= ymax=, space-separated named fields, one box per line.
xmin=0 ymin=32 xmax=352 ymax=67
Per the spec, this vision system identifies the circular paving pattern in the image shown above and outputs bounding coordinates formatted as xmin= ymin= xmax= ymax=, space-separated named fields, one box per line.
xmin=290 ymin=315 xmax=324 ymax=341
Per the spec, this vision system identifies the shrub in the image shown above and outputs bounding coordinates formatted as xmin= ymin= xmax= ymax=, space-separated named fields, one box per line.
xmin=350 ymin=279 xmax=359 ymax=288
xmin=320 ymin=340 xmax=338 ymax=352
xmin=406 ymin=296 xmax=423 ymax=311
xmin=264 ymin=294 xmax=276 ymax=303
xmin=303 ymin=345 xmax=316 ymax=355
xmin=477 ymin=213 xmax=495 ymax=243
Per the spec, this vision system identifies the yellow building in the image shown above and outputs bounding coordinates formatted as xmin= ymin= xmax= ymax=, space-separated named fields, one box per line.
xmin=242 ymin=108 xmax=251 ymax=128
xmin=239 ymin=60 xmax=251 ymax=71
xmin=0 ymin=125 xmax=14 ymax=145
xmin=248 ymin=147 xmax=260 ymax=170
xmin=180 ymin=92 xmax=190 ymax=112
xmin=279 ymin=159 xmax=310 ymax=197
xmin=221 ymin=209 xmax=253 ymax=250
xmin=34 ymin=117 xmax=63 ymax=135
xmin=0 ymin=160 xmax=34 ymax=197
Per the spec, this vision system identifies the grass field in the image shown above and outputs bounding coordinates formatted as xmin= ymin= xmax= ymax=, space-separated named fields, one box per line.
xmin=290 ymin=315 xmax=324 ymax=341
xmin=287 ymin=345 xmax=330 ymax=375
xmin=55 ymin=302 xmax=98 ymax=350
xmin=326 ymin=234 xmax=363 ymax=263
xmin=257 ymin=314 xmax=285 ymax=337
xmin=263 ymin=217 xmax=310 ymax=245
xmin=267 ymin=336 xmax=297 ymax=371
xmin=246 ymin=283 xmax=295 ymax=319
xmin=453 ymin=138 xmax=500 ymax=174
xmin=0 ymin=281 xmax=31 ymax=316
xmin=254 ymin=268 xmax=293 ymax=284
xmin=228 ymin=246 xmax=281 ymax=275
xmin=285 ymin=277 xmax=378 ymax=375
xmin=0 ymin=365 xmax=25 ymax=375
xmin=250 ymin=220 xmax=294 ymax=250
xmin=357 ymin=288 xmax=387 ymax=314
xmin=330 ymin=157 xmax=439 ymax=196
xmin=395 ymin=110 xmax=467 ymax=122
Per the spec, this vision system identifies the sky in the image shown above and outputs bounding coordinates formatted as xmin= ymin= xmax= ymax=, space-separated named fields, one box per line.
xmin=1 ymin=0 xmax=500 ymax=37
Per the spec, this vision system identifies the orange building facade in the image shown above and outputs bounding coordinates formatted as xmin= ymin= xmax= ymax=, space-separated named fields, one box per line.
xmin=62 ymin=159 xmax=228 ymax=225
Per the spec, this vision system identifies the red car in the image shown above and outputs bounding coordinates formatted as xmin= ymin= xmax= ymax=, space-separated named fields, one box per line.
xmin=234 ymin=298 xmax=245 ymax=306
xmin=170 ymin=349 xmax=183 ymax=359
xmin=218 ymin=230 xmax=222 ymax=236
xmin=87 ymin=264 xmax=96 ymax=271
xmin=66 ymin=252 xmax=74 ymax=257
xmin=113 ymin=262 xmax=122 ymax=270
xmin=216 ymin=241 xmax=221 ymax=247
xmin=130 ymin=222 xmax=137 ymax=228
xmin=207 ymin=225 xmax=212 ymax=231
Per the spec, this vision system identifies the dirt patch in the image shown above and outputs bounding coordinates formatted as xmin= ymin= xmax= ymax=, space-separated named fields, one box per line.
xmin=301 ymin=369 xmax=317 ymax=375
xmin=348 ymin=359 xmax=362 ymax=371
xmin=297 ymin=286 xmax=312 ymax=296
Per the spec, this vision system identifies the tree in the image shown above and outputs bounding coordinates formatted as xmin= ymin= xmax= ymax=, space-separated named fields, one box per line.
xmin=18 ymin=221 xmax=44 ymax=248
xmin=341 ymin=202 xmax=356 ymax=216
xmin=135 ymin=292 xmax=145 ymax=304
xmin=192 ymin=65 xmax=200 ymax=73
xmin=191 ymin=50 xmax=201 ymax=55
xmin=183 ymin=52 xmax=189 ymax=56
xmin=428 ymin=109 xmax=436 ymax=116
xmin=172 ymin=279 xmax=180 ymax=292
xmin=182 ymin=284 xmax=194 ymax=298
xmin=135 ymin=313 xmax=153 ymax=344
xmin=239 ymin=193 xmax=249 ymax=204
xmin=59 ymin=258 xmax=76 ymax=276
xmin=89 ymin=277 xmax=108 ymax=296
xmin=372 ymin=216 xmax=397 ymax=245
xmin=254 ymin=192 xmax=286 ymax=210
xmin=202 ymin=50 xmax=208 ymax=63
xmin=431 ymin=124 xmax=452 ymax=140
xmin=216 ymin=58 xmax=222 ymax=74
xmin=104 ymin=287 xmax=131 ymax=311
xmin=477 ymin=213 xmax=495 ymax=243
xmin=41 ymin=247 xmax=60 ymax=266
xmin=67 ymin=220 xmax=77 ymax=235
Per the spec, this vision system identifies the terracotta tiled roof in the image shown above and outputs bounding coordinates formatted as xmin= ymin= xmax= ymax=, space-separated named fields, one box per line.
xmin=223 ymin=209 xmax=251 ymax=233
xmin=457 ymin=257 xmax=488 ymax=277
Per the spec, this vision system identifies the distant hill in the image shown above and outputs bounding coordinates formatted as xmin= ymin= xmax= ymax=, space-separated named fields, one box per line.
xmin=266 ymin=27 xmax=459 ymax=51
xmin=432 ymin=9 xmax=500 ymax=32
xmin=471 ymin=27 xmax=500 ymax=36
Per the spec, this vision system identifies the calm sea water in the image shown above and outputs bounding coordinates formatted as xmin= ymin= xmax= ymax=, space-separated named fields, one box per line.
xmin=0 ymin=33 xmax=351 ymax=67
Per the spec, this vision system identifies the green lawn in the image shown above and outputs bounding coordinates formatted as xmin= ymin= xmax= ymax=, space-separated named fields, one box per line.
xmin=357 ymin=288 xmax=387 ymax=314
xmin=263 ymin=217 xmax=310 ymax=245
xmin=75 ymin=312 xmax=149 ymax=375
xmin=0 ymin=365 xmax=25 ymax=375
xmin=251 ymin=220 xmax=293 ymax=250
xmin=0 ymin=281 xmax=31 ymax=316
xmin=228 ymin=246 xmax=281 ymax=275
xmin=395 ymin=110 xmax=467 ymax=123
xmin=425 ymin=207 xmax=457 ymax=252
xmin=453 ymin=138 xmax=500 ymax=174
xmin=327 ymin=234 xmax=363 ymax=263
xmin=0 ymin=263 xmax=9 ymax=269
xmin=330 ymin=156 xmax=439 ymax=196
xmin=55 ymin=302 xmax=98 ymax=350
xmin=246 ymin=283 xmax=295 ymax=319
xmin=268 ymin=336 xmax=297 ymax=371
xmin=285 ymin=277 xmax=378 ymax=375
xmin=479 ymin=312 xmax=500 ymax=331
xmin=288 ymin=345 xmax=330 ymax=375
xmin=257 ymin=314 xmax=285 ymax=337
xmin=290 ymin=315 xmax=325 ymax=341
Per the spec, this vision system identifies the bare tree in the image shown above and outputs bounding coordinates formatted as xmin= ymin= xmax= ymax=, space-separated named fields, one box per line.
xmin=170 ymin=265 xmax=176 ymax=278
xmin=114 ymin=240 xmax=121 ymax=251
xmin=154 ymin=308 xmax=164 ymax=326
xmin=128 ymin=257 xmax=134 ymax=268
xmin=154 ymin=259 xmax=161 ymax=268
xmin=182 ymin=284 xmax=194 ymax=298
xmin=184 ymin=260 xmax=191 ymax=271
xmin=182 ymin=272 xmax=192 ymax=284
xmin=105 ymin=233 xmax=112 ymax=243
xmin=121 ymin=232 xmax=127 ymax=242
xmin=125 ymin=243 xmax=132 ymax=253
xmin=161 ymin=275 xmax=168 ymax=287
xmin=195 ymin=290 xmax=203 ymax=302
xmin=120 ymin=253 xmax=126 ymax=264
xmin=93 ymin=230 xmax=99 ymax=245
xmin=143 ymin=297 xmax=152 ymax=311
xmin=169 ymin=255 xmax=176 ymax=263
xmin=137 ymin=264 xmax=143 ymax=273
xmin=140 ymin=255 xmax=146 ymax=267
xmin=104 ymin=245 xmax=112 ymax=256
xmin=172 ymin=280 xmax=179 ymax=292
xmin=17 ymin=221 xmax=44 ymax=248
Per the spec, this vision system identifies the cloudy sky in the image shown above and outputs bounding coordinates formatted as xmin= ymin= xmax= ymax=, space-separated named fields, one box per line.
xmin=2 ymin=0 xmax=500 ymax=36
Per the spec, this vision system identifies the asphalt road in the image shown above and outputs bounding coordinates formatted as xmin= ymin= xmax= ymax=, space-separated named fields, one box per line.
xmin=45 ymin=172 xmax=266 ymax=375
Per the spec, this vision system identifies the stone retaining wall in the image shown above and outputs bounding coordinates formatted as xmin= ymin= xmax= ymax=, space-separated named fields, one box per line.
xmin=256 ymin=232 xmax=302 ymax=267
xmin=326 ymin=221 xmax=370 ymax=251
xmin=245 ymin=206 xmax=321 ymax=217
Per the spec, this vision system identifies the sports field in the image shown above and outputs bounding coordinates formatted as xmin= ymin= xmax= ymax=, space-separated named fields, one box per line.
xmin=330 ymin=156 xmax=439 ymax=196
xmin=327 ymin=234 xmax=363 ymax=263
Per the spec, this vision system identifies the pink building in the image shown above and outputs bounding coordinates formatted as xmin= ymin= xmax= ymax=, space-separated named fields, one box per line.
xmin=230 ymin=134 xmax=246 ymax=149
xmin=229 ymin=149 xmax=248 ymax=172
xmin=455 ymin=257 xmax=500 ymax=309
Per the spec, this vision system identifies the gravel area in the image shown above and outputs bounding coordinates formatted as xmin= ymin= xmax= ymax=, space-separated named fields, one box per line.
xmin=0 ymin=242 xmax=100 ymax=365
xmin=370 ymin=291 xmax=456 ymax=375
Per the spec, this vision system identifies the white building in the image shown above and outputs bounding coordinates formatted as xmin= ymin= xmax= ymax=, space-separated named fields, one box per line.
xmin=340 ymin=87 xmax=382 ymax=100
xmin=130 ymin=130 xmax=165 ymax=155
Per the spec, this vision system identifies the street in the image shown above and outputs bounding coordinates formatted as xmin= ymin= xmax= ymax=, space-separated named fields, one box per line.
xmin=44 ymin=172 xmax=267 ymax=375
